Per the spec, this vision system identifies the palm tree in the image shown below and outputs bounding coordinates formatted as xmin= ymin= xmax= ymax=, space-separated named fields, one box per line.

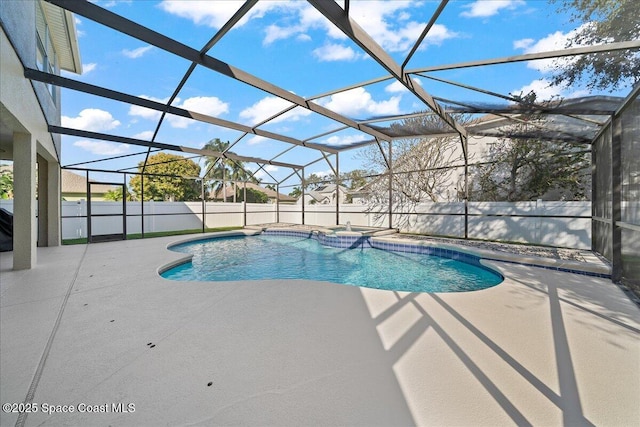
xmin=202 ymin=138 xmax=257 ymax=202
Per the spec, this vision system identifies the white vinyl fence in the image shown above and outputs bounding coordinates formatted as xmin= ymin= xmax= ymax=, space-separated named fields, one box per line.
xmin=0 ymin=199 xmax=593 ymax=249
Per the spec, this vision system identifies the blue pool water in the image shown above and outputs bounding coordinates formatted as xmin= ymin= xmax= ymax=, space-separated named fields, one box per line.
xmin=161 ymin=235 xmax=503 ymax=293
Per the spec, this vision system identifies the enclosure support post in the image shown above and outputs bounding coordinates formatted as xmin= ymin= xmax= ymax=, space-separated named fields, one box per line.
xmin=86 ymin=170 xmax=92 ymax=243
xmin=276 ymin=183 xmax=280 ymax=224
xmin=611 ymin=115 xmax=623 ymax=282
xmin=243 ymin=181 xmax=247 ymax=227
xmin=336 ymin=153 xmax=340 ymax=226
xmin=123 ymin=174 xmax=127 ymax=239
xmin=140 ymin=174 xmax=144 ymax=239
xmin=201 ymin=179 xmax=206 ymax=234
xmin=301 ymin=167 xmax=306 ymax=225
xmin=463 ymin=134 xmax=469 ymax=239
xmin=388 ymin=140 xmax=393 ymax=229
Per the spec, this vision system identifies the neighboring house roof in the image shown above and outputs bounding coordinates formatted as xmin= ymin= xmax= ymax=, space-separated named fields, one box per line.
xmin=62 ymin=170 xmax=115 ymax=194
xmin=213 ymin=182 xmax=296 ymax=202
xmin=41 ymin=1 xmax=82 ymax=74
xmin=306 ymin=190 xmax=328 ymax=203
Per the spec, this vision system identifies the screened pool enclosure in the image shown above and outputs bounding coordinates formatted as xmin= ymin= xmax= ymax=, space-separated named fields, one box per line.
xmin=28 ymin=1 xmax=639 ymax=293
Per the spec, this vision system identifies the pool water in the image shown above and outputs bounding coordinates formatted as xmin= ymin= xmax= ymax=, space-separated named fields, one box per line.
xmin=162 ymin=235 xmax=503 ymax=293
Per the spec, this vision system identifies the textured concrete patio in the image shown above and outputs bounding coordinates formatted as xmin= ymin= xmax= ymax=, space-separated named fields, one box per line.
xmin=1 ymin=232 xmax=639 ymax=426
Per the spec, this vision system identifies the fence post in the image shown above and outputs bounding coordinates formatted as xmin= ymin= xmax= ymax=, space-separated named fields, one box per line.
xmin=536 ymin=199 xmax=543 ymax=244
xmin=150 ymin=200 xmax=155 ymax=233
xmin=79 ymin=199 xmax=86 ymax=238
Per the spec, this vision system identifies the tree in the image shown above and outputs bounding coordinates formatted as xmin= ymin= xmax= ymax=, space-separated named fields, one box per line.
xmin=129 ymin=153 xmax=201 ymax=201
xmin=468 ymin=138 xmax=590 ymax=201
xmin=289 ymin=186 xmax=302 ymax=198
xmin=303 ymin=173 xmax=330 ymax=191
xmin=202 ymin=138 xmax=256 ymax=202
xmin=104 ymin=186 xmax=132 ymax=202
xmin=358 ymin=112 xmax=472 ymax=203
xmin=236 ymin=186 xmax=268 ymax=203
xmin=549 ymin=0 xmax=640 ymax=91
xmin=341 ymin=169 xmax=368 ymax=190
xmin=0 ymin=169 xmax=13 ymax=199
xmin=467 ymin=93 xmax=591 ymax=201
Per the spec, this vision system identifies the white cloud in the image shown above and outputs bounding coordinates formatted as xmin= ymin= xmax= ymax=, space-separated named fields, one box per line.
xmin=312 ymin=43 xmax=359 ymax=62
xmin=73 ymin=140 xmax=130 ymax=156
xmin=74 ymin=17 xmax=86 ymax=37
xmin=246 ymin=136 xmax=269 ymax=145
xmin=169 ymin=96 xmax=230 ymax=128
xmin=98 ymin=0 xmax=132 ymax=7
xmin=132 ymin=130 xmax=154 ymax=140
xmin=513 ymin=79 xmax=563 ymax=101
xmin=129 ymin=95 xmax=166 ymax=121
xmin=122 ymin=45 xmax=153 ymax=59
xmin=160 ymin=0 xmax=242 ymax=27
xmin=514 ymin=78 xmax=593 ymax=101
xmin=62 ymin=109 xmax=121 ymax=131
xmin=160 ymin=1 xmax=457 ymax=53
xmin=421 ymin=24 xmax=459 ymax=47
xmin=513 ymin=24 xmax=592 ymax=72
xmin=318 ymin=87 xmax=402 ymax=117
xmin=385 ymin=78 xmax=422 ymax=93
xmin=239 ymin=96 xmax=311 ymax=125
xmin=252 ymin=164 xmax=279 ymax=181
xmin=159 ymin=0 xmax=291 ymax=29
xmin=82 ymin=63 xmax=97 ymax=73
xmin=513 ymin=38 xmax=534 ymax=50
xmin=129 ymin=96 xmax=229 ymax=128
xmin=347 ymin=2 xmax=458 ymax=52
xmin=214 ymin=1 xmax=458 ymax=54
xmin=461 ymin=0 xmax=525 ymax=18
xmin=265 ymin=24 xmax=303 ymax=45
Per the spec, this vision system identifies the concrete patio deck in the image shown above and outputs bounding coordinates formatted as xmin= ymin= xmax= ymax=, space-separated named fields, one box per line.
xmin=1 ymin=233 xmax=639 ymax=426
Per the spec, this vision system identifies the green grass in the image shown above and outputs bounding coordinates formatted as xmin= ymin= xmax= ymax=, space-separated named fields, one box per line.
xmin=62 ymin=226 xmax=242 ymax=245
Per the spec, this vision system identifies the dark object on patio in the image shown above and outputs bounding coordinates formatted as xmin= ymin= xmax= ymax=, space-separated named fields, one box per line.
xmin=0 ymin=208 xmax=13 ymax=252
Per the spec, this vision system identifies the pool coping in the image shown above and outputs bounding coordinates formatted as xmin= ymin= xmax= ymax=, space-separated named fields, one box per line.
xmin=371 ymin=235 xmax=611 ymax=278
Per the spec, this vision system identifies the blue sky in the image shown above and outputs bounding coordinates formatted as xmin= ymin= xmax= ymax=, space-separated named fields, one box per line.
xmin=58 ymin=0 xmax=626 ymax=187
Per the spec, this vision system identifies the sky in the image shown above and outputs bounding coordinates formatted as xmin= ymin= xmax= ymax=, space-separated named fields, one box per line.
xmin=57 ymin=0 xmax=628 ymax=188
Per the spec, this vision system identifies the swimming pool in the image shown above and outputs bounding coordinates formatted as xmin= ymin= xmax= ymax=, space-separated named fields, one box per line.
xmin=161 ymin=233 xmax=503 ymax=293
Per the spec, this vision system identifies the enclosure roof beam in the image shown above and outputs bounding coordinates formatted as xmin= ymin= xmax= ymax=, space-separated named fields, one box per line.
xmin=45 ymin=0 xmax=392 ymax=144
xmin=469 ymin=130 xmax=592 ymax=144
xmin=422 ymin=74 xmax=607 ymax=126
xmin=408 ymin=40 xmax=640 ymax=73
xmin=62 ymin=149 xmax=161 ymax=168
xmin=49 ymin=126 xmax=302 ymax=169
xmin=200 ymin=0 xmax=258 ymax=54
xmin=439 ymin=97 xmax=593 ymax=144
xmin=401 ymin=0 xmax=449 ymax=70
xmin=308 ymin=40 xmax=640 ymax=107
xmin=356 ymin=111 xmax=437 ymax=125
xmin=26 ymin=68 xmax=338 ymax=155
xmin=308 ymin=0 xmax=468 ymax=143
